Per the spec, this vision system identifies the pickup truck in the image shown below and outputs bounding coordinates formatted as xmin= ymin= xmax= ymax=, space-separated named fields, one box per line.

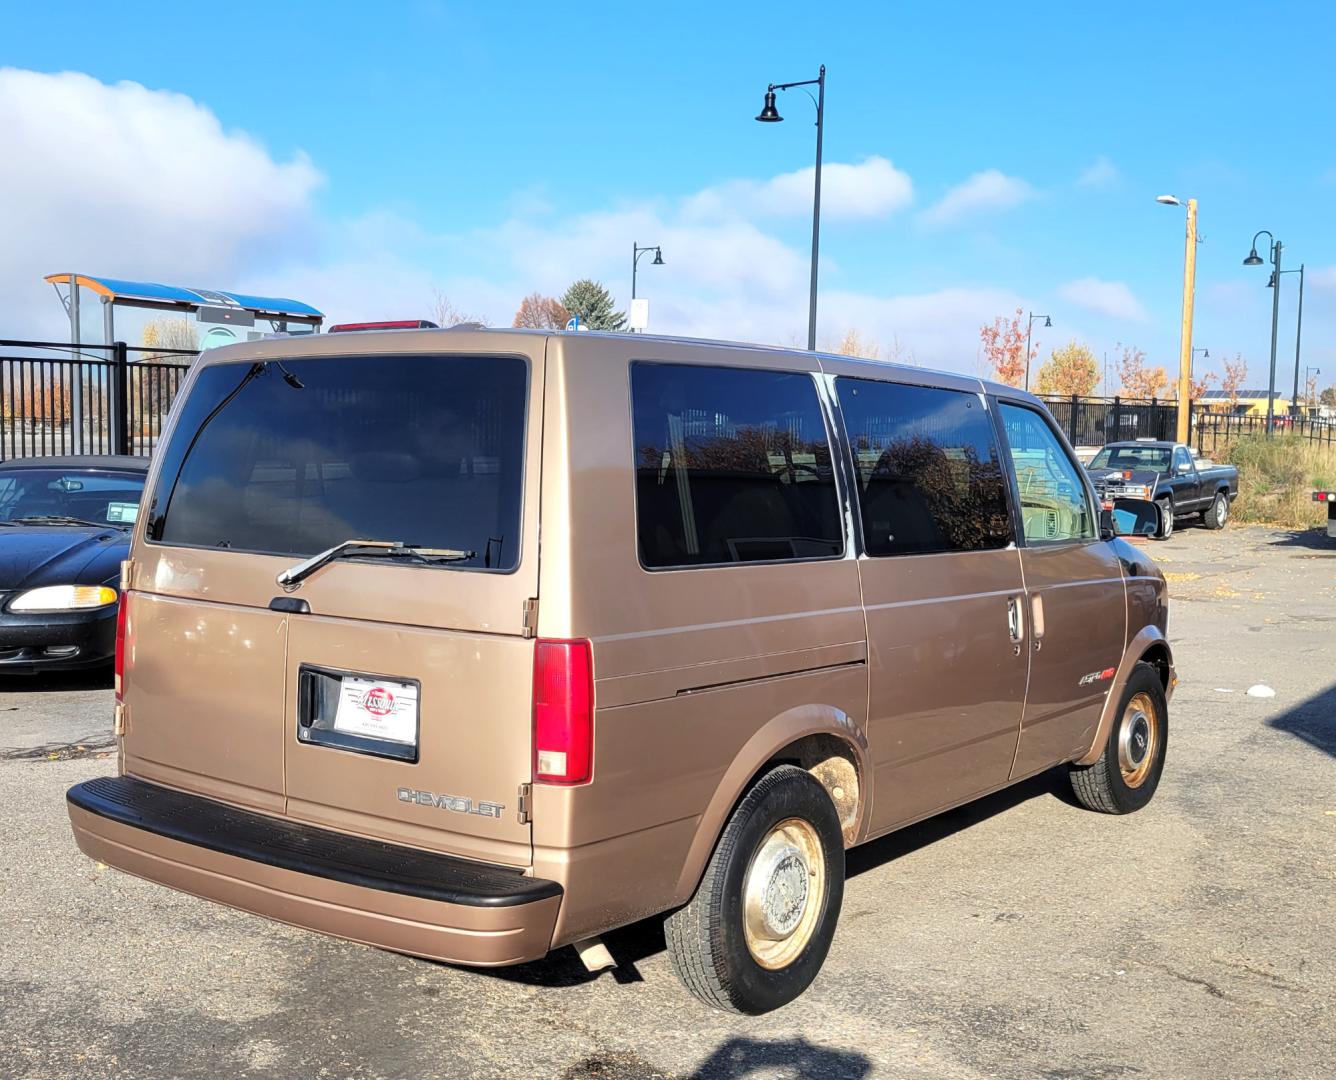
xmin=1086 ymin=440 xmax=1238 ymax=539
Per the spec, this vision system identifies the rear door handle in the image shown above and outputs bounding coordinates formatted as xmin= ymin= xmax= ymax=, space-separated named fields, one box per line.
xmin=1006 ymin=597 xmax=1025 ymax=654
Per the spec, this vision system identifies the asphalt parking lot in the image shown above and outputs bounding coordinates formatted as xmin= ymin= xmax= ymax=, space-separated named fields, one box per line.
xmin=1 ymin=523 xmax=1333 ymax=1080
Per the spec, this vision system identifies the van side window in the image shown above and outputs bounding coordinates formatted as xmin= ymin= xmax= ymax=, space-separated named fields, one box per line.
xmin=998 ymin=403 xmax=1096 ymax=543
xmin=836 ymin=379 xmax=1014 ymax=556
xmin=630 ymin=362 xmax=843 ymax=569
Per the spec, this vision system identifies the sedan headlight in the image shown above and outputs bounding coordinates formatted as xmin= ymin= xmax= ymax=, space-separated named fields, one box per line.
xmin=8 ymin=585 xmax=118 ymax=612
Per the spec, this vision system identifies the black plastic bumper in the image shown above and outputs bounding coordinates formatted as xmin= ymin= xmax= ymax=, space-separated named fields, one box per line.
xmin=0 ymin=603 xmax=117 ymax=669
xmin=67 ymin=776 xmax=560 ymax=908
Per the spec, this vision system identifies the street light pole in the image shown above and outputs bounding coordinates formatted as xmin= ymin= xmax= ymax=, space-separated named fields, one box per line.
xmin=1024 ymin=312 xmax=1050 ymax=392
xmin=756 ymin=65 xmax=825 ymax=350
xmin=630 ymin=242 xmax=664 ymax=333
xmin=1243 ymin=231 xmax=1282 ymax=436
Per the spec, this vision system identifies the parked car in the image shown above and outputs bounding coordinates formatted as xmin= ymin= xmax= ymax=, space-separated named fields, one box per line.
xmin=1085 ymin=440 xmax=1238 ymax=538
xmin=67 ymin=331 xmax=1174 ymax=1014
xmin=0 ymin=455 xmax=146 ymax=672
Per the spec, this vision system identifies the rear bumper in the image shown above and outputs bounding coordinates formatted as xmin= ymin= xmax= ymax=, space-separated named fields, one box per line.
xmin=67 ymin=776 xmax=561 ymax=966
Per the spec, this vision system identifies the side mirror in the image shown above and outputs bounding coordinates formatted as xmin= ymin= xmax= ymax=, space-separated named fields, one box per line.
xmin=1177 ymin=462 xmax=1193 ymax=475
xmin=1101 ymin=499 xmax=1165 ymax=540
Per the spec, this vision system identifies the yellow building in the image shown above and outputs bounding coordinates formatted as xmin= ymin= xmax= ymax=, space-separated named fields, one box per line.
xmin=1198 ymin=389 xmax=1290 ymax=416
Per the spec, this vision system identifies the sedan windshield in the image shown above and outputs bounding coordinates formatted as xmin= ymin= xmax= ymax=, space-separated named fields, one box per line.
xmin=1089 ymin=446 xmax=1171 ymax=474
xmin=0 ymin=468 xmax=144 ymax=527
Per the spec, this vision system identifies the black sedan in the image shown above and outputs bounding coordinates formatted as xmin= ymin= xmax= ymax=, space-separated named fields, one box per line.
xmin=0 ymin=455 xmax=147 ymax=672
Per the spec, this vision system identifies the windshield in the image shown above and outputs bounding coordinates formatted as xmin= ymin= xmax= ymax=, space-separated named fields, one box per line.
xmin=146 ymin=354 xmax=528 ymax=570
xmin=0 ymin=468 xmax=144 ymax=526
xmin=1089 ymin=446 xmax=1172 ymax=474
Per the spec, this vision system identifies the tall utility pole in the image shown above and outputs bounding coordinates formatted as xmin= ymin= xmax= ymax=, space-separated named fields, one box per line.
xmin=1265 ymin=242 xmax=1283 ymax=435
xmin=1174 ymin=199 xmax=1198 ymax=443
xmin=1288 ymin=264 xmax=1305 ymax=416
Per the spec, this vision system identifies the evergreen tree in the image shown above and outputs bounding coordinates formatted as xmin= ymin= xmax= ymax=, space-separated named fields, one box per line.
xmin=560 ymin=279 xmax=626 ymax=331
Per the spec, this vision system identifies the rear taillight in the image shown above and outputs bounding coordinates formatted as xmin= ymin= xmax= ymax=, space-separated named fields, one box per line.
xmin=113 ymin=592 xmax=130 ymax=703
xmin=533 ymin=638 xmax=593 ymax=785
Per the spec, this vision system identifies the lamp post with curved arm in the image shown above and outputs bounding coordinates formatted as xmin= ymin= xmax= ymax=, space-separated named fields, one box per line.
xmin=1243 ymin=230 xmax=1282 ymax=435
xmin=1024 ymin=312 xmax=1051 ymax=392
xmin=756 ymin=65 xmax=825 ymax=350
xmin=630 ymin=243 xmax=664 ymax=333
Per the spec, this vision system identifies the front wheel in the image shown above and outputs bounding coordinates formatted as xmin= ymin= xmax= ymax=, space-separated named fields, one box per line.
xmin=1204 ymin=490 xmax=1229 ymax=530
xmin=665 ymin=765 xmax=844 ymax=1014
xmin=1069 ymin=661 xmax=1168 ymax=814
xmin=1155 ymin=498 xmax=1174 ymax=540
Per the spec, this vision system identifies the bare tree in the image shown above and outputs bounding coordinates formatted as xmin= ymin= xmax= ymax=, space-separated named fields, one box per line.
xmin=429 ymin=288 xmax=486 ymax=328
xmin=832 ymin=329 xmax=879 ymax=360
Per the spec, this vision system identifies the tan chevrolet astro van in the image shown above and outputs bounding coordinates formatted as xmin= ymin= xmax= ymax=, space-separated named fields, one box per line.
xmin=67 ymin=329 xmax=1174 ymax=1014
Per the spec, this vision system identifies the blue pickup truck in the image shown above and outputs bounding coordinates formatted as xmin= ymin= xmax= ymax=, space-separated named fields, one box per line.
xmin=1086 ymin=440 xmax=1238 ymax=540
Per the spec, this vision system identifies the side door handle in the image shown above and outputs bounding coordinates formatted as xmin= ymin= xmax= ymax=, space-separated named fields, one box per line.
xmin=1006 ymin=596 xmax=1025 ymax=655
xmin=1030 ymin=594 xmax=1045 ymax=652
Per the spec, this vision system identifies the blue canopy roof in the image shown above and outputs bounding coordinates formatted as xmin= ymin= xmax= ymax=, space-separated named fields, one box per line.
xmin=45 ymin=274 xmax=323 ymax=321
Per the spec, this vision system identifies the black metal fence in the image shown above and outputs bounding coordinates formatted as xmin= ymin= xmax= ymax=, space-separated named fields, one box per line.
xmin=1194 ymin=411 xmax=1336 ymax=454
xmin=1038 ymin=395 xmax=1180 ymax=446
xmin=0 ymin=339 xmax=196 ymax=461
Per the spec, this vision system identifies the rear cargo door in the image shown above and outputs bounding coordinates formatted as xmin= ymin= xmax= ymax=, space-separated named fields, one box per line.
xmin=126 ymin=334 xmax=543 ymax=865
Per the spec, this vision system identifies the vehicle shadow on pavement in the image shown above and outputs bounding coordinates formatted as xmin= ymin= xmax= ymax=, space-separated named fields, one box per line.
xmin=1267 ymin=681 xmax=1336 ymax=760
xmin=476 ymin=768 xmax=1076 ymax=992
xmin=561 ymin=1036 xmax=872 ymax=1079
xmin=0 ymin=666 xmax=113 ymax=694
xmin=1264 ymin=527 xmax=1336 ymax=551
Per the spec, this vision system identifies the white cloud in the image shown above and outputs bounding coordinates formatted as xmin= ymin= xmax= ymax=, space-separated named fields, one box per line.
xmin=920 ymin=169 xmax=1036 ymax=227
xmin=683 ymin=156 xmax=913 ymax=223
xmin=1057 ymin=277 xmax=1149 ymax=323
xmin=1077 ymin=155 xmax=1119 ymax=188
xmin=0 ymin=68 xmax=322 ymax=338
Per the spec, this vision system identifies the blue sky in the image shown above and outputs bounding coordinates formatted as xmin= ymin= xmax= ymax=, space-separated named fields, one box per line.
xmin=2 ymin=0 xmax=1333 ymax=391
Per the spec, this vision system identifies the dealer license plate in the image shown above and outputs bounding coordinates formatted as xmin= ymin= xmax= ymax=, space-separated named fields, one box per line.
xmin=332 ymin=675 xmax=419 ymax=746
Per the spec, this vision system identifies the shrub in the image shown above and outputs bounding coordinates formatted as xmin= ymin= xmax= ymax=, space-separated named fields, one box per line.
xmin=1212 ymin=434 xmax=1336 ymax=528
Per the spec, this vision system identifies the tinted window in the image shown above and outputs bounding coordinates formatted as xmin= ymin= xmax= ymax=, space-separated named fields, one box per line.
xmin=0 ymin=468 xmax=144 ymax=526
xmin=998 ymin=403 xmax=1095 ymax=543
xmin=631 ymin=363 xmax=843 ymax=568
xmin=836 ymin=379 xmax=1013 ymax=556
xmin=150 ymin=355 xmax=528 ymax=570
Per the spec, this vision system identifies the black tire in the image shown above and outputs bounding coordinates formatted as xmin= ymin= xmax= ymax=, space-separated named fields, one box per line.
xmin=1204 ymin=490 xmax=1229 ymax=530
xmin=1069 ymin=661 xmax=1168 ymax=814
xmin=665 ymin=765 xmax=844 ymax=1014
xmin=1155 ymin=497 xmax=1174 ymax=540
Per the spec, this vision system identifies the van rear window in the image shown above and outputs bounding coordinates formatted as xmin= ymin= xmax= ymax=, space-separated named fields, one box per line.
xmin=147 ymin=355 xmax=527 ymax=570
xmin=631 ymin=362 xmax=843 ymax=569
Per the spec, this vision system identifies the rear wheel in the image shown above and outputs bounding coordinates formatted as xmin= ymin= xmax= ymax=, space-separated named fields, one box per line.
xmin=1204 ymin=490 xmax=1229 ymax=530
xmin=1069 ymin=661 xmax=1168 ymax=814
xmin=665 ymin=765 xmax=844 ymax=1014
xmin=1155 ymin=497 xmax=1174 ymax=540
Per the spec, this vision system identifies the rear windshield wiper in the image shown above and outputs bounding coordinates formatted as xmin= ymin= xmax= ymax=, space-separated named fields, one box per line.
xmin=277 ymin=539 xmax=476 ymax=591
xmin=5 ymin=515 xmax=115 ymax=528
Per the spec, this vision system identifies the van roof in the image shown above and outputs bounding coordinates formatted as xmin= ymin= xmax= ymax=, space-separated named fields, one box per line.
xmin=195 ymin=326 xmax=1036 ymax=404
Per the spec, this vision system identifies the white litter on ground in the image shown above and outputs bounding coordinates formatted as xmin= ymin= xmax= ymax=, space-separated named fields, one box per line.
xmin=1212 ymin=688 xmax=1236 ymax=693
xmin=1246 ymin=684 xmax=1276 ymax=698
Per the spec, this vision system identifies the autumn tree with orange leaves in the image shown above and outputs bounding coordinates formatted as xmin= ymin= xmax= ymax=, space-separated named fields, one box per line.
xmin=1116 ymin=344 xmax=1170 ymax=400
xmin=979 ymin=309 xmax=1033 ymax=388
xmin=1219 ymin=354 xmax=1248 ymax=409
xmin=512 ymin=293 xmax=570 ymax=330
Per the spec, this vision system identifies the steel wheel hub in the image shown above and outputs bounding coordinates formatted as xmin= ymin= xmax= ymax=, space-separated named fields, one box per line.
xmin=743 ymin=818 xmax=825 ymax=970
xmin=1117 ymin=693 xmax=1159 ymax=788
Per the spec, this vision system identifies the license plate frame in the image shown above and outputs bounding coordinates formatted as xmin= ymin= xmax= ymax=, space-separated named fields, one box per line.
xmin=297 ymin=664 xmax=421 ymax=763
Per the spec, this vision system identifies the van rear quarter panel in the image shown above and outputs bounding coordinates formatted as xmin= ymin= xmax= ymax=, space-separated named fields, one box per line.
xmin=532 ymin=336 xmax=868 ymax=946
